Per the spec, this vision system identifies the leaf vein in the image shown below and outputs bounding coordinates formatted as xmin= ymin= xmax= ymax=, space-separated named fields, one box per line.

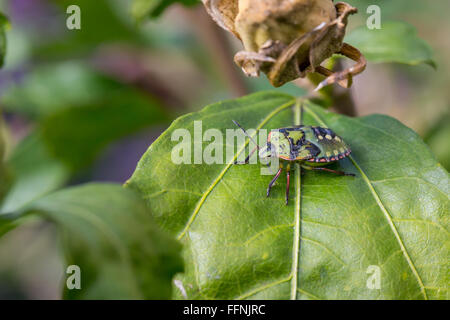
xmin=236 ymin=277 xmax=291 ymax=300
xmin=290 ymin=100 xmax=303 ymax=300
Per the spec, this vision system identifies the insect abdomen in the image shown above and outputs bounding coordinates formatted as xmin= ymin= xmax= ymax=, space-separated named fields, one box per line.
xmin=304 ymin=126 xmax=351 ymax=163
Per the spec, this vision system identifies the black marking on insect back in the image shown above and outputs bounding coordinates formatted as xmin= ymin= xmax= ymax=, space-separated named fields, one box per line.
xmin=297 ymin=130 xmax=307 ymax=146
xmin=281 ymin=130 xmax=297 ymax=160
xmin=307 ymin=143 xmax=320 ymax=157
xmin=312 ymin=127 xmax=321 ymax=138
xmin=313 ymin=126 xmax=337 ymax=140
xmin=324 ymin=128 xmax=335 ymax=137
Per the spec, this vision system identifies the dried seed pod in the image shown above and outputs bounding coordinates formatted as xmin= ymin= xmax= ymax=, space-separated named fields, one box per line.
xmin=202 ymin=0 xmax=366 ymax=89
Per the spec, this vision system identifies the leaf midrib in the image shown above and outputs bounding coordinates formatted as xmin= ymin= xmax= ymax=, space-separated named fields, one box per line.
xmin=290 ymin=100 xmax=302 ymax=300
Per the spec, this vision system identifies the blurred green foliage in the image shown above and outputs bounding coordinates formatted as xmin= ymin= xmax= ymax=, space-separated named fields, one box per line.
xmin=346 ymin=21 xmax=436 ymax=68
xmin=1 ymin=60 xmax=170 ymax=171
xmin=38 ymin=0 xmax=141 ymax=58
xmin=1 ymin=184 xmax=183 ymax=299
xmin=0 ymin=116 xmax=9 ymax=202
xmin=0 ymin=133 xmax=69 ymax=213
xmin=0 ymin=0 xmax=185 ymax=298
xmin=0 ymin=12 xmax=7 ymax=67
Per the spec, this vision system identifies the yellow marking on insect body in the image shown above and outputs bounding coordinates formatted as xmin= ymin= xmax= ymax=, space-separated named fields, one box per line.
xmin=333 ymin=150 xmax=339 ymax=156
xmin=339 ymin=147 xmax=345 ymax=153
xmin=325 ymin=134 xmax=332 ymax=140
xmin=326 ymin=151 xmax=331 ymax=157
xmin=335 ymin=136 xmax=341 ymax=142
xmin=318 ymin=135 xmax=323 ymax=140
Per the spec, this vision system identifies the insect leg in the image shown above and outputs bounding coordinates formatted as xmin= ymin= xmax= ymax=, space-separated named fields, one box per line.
xmin=267 ymin=164 xmax=283 ymax=197
xmin=234 ymin=145 xmax=258 ymax=164
xmin=301 ymin=165 xmax=355 ymax=177
xmin=314 ymin=43 xmax=366 ymax=91
xmin=285 ymin=163 xmax=291 ymax=205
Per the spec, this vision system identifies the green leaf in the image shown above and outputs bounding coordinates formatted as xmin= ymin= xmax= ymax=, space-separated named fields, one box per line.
xmin=0 ymin=133 xmax=70 ymax=214
xmin=132 ymin=0 xmax=199 ymax=21
xmin=344 ymin=0 xmax=426 ymax=18
xmin=37 ymin=0 xmax=140 ymax=58
xmin=126 ymin=92 xmax=449 ymax=299
xmin=0 ymin=183 xmax=183 ymax=299
xmin=346 ymin=21 xmax=436 ymax=68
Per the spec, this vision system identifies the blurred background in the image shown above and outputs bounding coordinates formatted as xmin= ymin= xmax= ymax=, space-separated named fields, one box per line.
xmin=0 ymin=0 xmax=448 ymax=299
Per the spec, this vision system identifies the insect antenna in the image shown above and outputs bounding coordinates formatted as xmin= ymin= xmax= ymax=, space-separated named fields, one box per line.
xmin=232 ymin=120 xmax=260 ymax=150
xmin=232 ymin=120 xmax=261 ymax=164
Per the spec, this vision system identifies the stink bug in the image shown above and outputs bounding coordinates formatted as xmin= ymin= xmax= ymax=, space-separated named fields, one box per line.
xmin=233 ymin=120 xmax=355 ymax=205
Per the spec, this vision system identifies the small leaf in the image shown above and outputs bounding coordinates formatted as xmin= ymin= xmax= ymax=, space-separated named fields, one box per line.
xmin=423 ymin=113 xmax=450 ymax=171
xmin=0 ymin=183 xmax=183 ymax=299
xmin=1 ymin=62 xmax=170 ymax=171
xmin=132 ymin=0 xmax=199 ymax=21
xmin=346 ymin=21 xmax=436 ymax=68
xmin=127 ymin=92 xmax=449 ymax=299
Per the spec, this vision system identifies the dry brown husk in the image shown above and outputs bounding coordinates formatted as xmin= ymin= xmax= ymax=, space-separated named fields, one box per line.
xmin=202 ymin=0 xmax=366 ymax=89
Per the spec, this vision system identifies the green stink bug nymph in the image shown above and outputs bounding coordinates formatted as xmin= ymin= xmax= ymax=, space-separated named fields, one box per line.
xmin=233 ymin=120 xmax=355 ymax=205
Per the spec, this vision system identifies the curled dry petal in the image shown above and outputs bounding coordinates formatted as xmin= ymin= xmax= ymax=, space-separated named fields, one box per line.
xmin=202 ymin=0 xmax=240 ymax=38
xmin=202 ymin=0 xmax=366 ymax=89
